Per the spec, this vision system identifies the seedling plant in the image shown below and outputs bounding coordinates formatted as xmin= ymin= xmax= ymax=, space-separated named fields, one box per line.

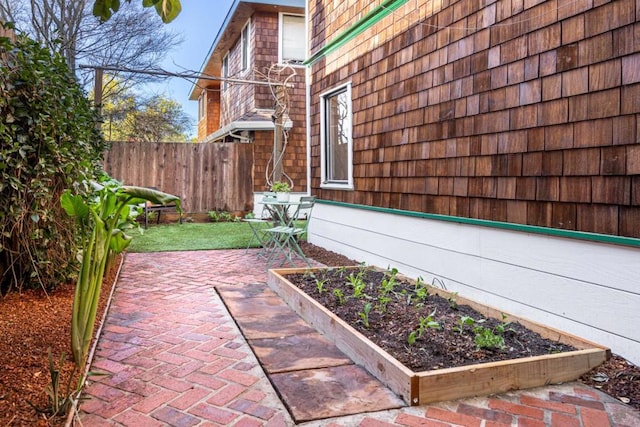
xmin=286 ymin=265 xmax=578 ymax=372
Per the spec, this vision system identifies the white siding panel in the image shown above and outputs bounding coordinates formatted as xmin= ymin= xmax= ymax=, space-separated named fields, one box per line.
xmin=481 ymin=230 xmax=639 ymax=294
xmin=307 ymin=203 xmax=640 ymax=365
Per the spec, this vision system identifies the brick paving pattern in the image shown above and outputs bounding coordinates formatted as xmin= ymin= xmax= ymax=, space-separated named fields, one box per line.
xmin=78 ymin=250 xmax=640 ymax=426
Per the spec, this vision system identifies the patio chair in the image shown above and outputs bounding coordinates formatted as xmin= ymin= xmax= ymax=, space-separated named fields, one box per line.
xmin=143 ymin=187 xmax=181 ymax=229
xmin=264 ymin=196 xmax=315 ymax=267
xmin=244 ymin=192 xmax=277 ymax=253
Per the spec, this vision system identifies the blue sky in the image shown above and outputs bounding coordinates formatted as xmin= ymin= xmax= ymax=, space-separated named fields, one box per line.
xmin=145 ymin=0 xmax=235 ymax=138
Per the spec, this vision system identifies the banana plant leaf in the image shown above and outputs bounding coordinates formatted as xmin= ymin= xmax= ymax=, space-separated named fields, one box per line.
xmin=121 ymin=186 xmax=182 ymax=213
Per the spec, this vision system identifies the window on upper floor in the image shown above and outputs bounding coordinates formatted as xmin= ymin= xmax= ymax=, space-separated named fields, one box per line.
xmin=222 ymin=53 xmax=229 ymax=91
xmin=241 ymin=20 xmax=250 ymax=72
xmin=320 ymin=82 xmax=353 ymax=189
xmin=279 ymin=13 xmax=305 ymax=65
xmin=198 ymin=92 xmax=205 ymax=120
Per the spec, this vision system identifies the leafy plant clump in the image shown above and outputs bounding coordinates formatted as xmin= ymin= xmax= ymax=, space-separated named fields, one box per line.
xmin=208 ymin=210 xmax=241 ymax=222
xmin=271 ymin=181 xmax=291 ymax=192
xmin=0 ymin=26 xmax=106 ymax=293
xmin=286 ymin=267 xmax=577 ymax=371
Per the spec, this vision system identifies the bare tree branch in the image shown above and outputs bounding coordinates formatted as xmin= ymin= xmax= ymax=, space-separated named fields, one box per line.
xmin=6 ymin=0 xmax=181 ymax=99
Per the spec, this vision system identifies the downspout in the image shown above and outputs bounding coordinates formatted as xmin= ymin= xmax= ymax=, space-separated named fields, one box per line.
xmin=305 ymin=2 xmax=312 ymax=196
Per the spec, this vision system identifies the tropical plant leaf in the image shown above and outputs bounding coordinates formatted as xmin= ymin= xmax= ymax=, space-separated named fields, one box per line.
xmin=109 ymin=229 xmax=132 ymax=254
xmin=121 ymin=186 xmax=182 ymax=212
xmin=60 ymin=191 xmax=90 ymax=220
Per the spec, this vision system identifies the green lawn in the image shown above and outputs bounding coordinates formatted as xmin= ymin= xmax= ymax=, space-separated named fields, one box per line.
xmin=127 ymin=222 xmax=267 ymax=253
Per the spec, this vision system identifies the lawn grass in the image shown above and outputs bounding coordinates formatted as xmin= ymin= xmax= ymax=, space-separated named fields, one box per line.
xmin=127 ymin=222 xmax=266 ymax=253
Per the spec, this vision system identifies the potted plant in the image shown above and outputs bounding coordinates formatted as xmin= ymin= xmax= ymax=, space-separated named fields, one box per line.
xmin=271 ymin=181 xmax=291 ymax=202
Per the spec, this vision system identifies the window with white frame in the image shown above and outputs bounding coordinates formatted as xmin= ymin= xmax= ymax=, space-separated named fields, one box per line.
xmin=222 ymin=53 xmax=229 ymax=91
xmin=279 ymin=13 xmax=305 ymax=65
xmin=320 ymin=83 xmax=353 ymax=188
xmin=198 ymin=92 xmax=205 ymax=120
xmin=241 ymin=20 xmax=250 ymax=72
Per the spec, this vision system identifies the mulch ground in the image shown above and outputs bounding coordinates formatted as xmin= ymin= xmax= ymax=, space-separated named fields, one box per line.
xmin=0 ymin=257 xmax=119 ymax=427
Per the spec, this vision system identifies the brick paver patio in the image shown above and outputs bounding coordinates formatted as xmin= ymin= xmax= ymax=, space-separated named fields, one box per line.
xmin=78 ymin=250 xmax=640 ymax=426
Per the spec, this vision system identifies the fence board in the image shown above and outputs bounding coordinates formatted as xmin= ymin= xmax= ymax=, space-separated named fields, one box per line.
xmin=104 ymin=142 xmax=254 ymax=213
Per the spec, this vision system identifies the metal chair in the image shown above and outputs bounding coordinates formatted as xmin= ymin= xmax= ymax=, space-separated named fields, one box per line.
xmin=264 ymin=196 xmax=315 ymax=267
xmin=244 ymin=192 xmax=277 ymax=253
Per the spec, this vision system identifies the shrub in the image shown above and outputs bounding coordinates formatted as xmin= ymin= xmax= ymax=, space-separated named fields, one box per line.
xmin=0 ymin=26 xmax=106 ymax=293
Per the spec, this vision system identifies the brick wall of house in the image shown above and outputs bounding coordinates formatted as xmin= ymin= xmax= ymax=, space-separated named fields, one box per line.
xmin=308 ymin=0 xmax=640 ymax=238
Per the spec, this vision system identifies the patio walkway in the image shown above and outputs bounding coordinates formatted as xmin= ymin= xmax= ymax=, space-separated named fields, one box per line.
xmin=78 ymin=250 xmax=640 ymax=426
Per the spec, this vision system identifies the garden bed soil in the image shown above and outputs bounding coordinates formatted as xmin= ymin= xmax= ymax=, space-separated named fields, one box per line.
xmin=283 ymin=267 xmax=583 ymax=372
xmin=276 ymin=245 xmax=640 ymax=407
xmin=299 ymin=242 xmax=638 ymax=410
xmin=299 ymin=242 xmax=639 ymax=408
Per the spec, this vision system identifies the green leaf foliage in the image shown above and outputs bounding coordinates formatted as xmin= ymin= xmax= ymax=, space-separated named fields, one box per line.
xmin=94 ymin=0 xmax=181 ymax=23
xmin=63 ymin=177 xmax=180 ymax=368
xmin=0 ymin=27 xmax=106 ymax=293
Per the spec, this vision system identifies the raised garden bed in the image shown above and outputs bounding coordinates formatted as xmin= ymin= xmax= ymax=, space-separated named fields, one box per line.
xmin=267 ymin=267 xmax=610 ymax=406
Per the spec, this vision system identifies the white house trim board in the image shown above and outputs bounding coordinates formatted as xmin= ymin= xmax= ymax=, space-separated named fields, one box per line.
xmin=319 ymin=82 xmax=354 ymax=190
xmin=205 ymin=120 xmax=275 ymax=142
xmin=307 ymin=203 xmax=640 ymax=366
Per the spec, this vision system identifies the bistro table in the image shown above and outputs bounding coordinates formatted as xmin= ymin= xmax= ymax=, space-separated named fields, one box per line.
xmin=261 ymin=198 xmax=315 ymax=267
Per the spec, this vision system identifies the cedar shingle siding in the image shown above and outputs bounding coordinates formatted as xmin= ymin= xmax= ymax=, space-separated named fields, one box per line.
xmin=196 ymin=8 xmax=307 ymax=193
xmin=309 ymin=0 xmax=640 ymax=238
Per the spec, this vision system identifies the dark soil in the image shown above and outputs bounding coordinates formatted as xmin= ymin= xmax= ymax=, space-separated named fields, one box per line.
xmin=284 ymin=267 xmax=577 ymax=372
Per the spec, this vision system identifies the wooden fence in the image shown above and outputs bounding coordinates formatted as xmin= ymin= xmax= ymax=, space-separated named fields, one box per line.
xmin=104 ymin=142 xmax=254 ymax=213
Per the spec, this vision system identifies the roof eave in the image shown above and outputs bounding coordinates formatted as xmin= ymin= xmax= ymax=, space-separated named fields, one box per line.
xmin=204 ymin=120 xmax=275 ymax=142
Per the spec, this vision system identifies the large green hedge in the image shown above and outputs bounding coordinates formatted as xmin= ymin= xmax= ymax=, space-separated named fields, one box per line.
xmin=0 ymin=27 xmax=106 ymax=293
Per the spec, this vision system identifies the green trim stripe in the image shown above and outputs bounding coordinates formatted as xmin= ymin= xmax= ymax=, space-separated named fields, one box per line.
xmin=317 ymin=199 xmax=640 ymax=248
xmin=304 ymin=0 xmax=409 ymax=66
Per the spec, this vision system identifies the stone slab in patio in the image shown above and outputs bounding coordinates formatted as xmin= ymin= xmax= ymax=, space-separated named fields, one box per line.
xmin=216 ymin=283 xmax=273 ymax=299
xmin=218 ymin=291 xmax=293 ymax=317
xmin=248 ymin=332 xmax=353 ymax=373
xmin=232 ymin=311 xmax=318 ymax=339
xmin=270 ymin=364 xmax=405 ymax=423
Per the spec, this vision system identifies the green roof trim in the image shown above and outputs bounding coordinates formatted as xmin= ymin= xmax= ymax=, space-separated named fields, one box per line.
xmin=304 ymin=0 xmax=409 ymax=66
xmin=317 ymin=199 xmax=640 ymax=248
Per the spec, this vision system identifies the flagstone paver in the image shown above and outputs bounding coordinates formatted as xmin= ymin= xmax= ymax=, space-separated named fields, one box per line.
xmin=78 ymin=249 xmax=640 ymax=426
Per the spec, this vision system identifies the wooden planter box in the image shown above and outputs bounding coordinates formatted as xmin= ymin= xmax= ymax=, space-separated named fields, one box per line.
xmin=267 ymin=268 xmax=610 ymax=406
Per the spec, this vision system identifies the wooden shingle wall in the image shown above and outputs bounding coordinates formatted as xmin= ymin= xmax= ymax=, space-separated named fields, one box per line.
xmin=251 ymin=75 xmax=308 ymax=194
xmin=220 ymin=15 xmax=257 ymax=126
xmin=197 ymin=90 xmax=220 ymax=139
xmin=200 ymin=11 xmax=308 ymax=192
xmin=254 ymin=12 xmax=279 ymax=110
xmin=309 ymin=0 xmax=640 ymax=238
xmin=282 ymin=70 xmax=309 ymax=191
xmin=250 ymin=12 xmax=308 ymax=191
